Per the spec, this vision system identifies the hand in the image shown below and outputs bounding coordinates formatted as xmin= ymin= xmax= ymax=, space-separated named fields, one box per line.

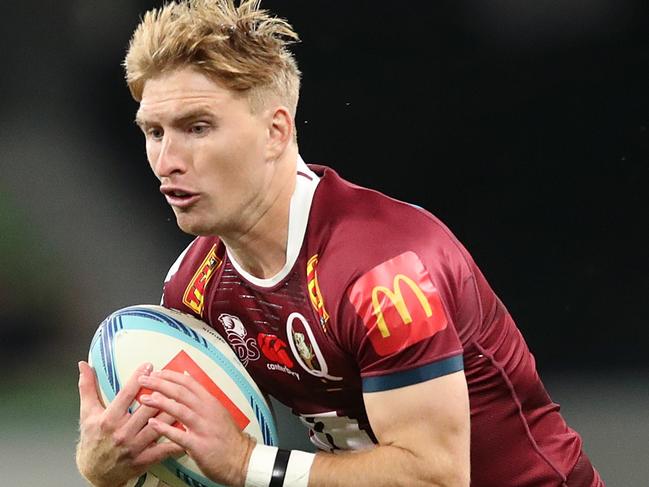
xmin=76 ymin=361 xmax=185 ymax=487
xmin=138 ymin=370 xmax=256 ymax=487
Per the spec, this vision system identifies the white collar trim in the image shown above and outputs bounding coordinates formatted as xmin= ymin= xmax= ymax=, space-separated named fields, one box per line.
xmin=227 ymin=155 xmax=319 ymax=288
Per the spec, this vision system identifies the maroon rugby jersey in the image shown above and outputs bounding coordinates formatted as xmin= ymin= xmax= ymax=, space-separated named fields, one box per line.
xmin=162 ymin=158 xmax=603 ymax=486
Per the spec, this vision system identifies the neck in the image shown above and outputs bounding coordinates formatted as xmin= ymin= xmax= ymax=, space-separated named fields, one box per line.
xmin=223 ymin=146 xmax=299 ymax=279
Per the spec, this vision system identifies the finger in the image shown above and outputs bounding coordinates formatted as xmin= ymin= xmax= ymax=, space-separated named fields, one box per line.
xmin=131 ymin=411 xmax=180 ymax=452
xmin=78 ymin=361 xmax=104 ymax=422
xmin=133 ymin=437 xmax=186 ymax=467
xmin=147 ymin=417 xmax=191 ymax=450
xmin=121 ymin=402 xmax=160 ymax=439
xmin=138 ymin=372 xmax=199 ymax=406
xmin=105 ymin=362 xmax=153 ymax=423
xmin=140 ymin=392 xmax=198 ymax=430
xmin=141 ymin=370 xmax=208 ymax=401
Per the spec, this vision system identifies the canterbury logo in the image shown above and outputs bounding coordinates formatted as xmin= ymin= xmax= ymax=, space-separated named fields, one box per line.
xmin=258 ymin=333 xmax=293 ymax=368
xmin=371 ymin=274 xmax=432 ymax=338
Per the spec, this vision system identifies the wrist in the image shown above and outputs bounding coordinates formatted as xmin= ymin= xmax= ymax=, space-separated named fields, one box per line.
xmin=244 ymin=444 xmax=315 ymax=487
xmin=236 ymin=434 xmax=258 ymax=487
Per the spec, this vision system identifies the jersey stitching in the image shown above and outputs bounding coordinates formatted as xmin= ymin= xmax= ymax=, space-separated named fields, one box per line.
xmin=472 ymin=340 xmax=568 ymax=483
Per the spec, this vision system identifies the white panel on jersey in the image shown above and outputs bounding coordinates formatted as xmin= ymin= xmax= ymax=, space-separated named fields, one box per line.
xmin=299 ymin=410 xmax=375 ymax=453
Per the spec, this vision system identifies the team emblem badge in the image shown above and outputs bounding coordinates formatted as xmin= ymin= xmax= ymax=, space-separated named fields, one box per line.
xmin=218 ymin=313 xmax=260 ymax=366
xmin=286 ymin=312 xmax=342 ymax=381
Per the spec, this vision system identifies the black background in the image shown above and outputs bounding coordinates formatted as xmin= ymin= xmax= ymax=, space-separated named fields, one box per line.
xmin=2 ymin=0 xmax=648 ymax=374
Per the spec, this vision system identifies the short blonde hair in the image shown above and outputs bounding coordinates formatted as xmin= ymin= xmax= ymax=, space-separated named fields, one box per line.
xmin=124 ymin=0 xmax=301 ymax=116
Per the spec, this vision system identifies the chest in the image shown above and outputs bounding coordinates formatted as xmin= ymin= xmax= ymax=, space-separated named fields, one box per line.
xmin=202 ymin=262 xmax=362 ymax=415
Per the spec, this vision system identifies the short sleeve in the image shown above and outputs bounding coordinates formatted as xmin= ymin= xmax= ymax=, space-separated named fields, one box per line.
xmin=343 ymin=250 xmax=464 ymax=392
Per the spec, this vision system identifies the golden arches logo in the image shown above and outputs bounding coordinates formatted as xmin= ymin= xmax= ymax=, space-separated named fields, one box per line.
xmin=371 ymin=274 xmax=433 ymax=338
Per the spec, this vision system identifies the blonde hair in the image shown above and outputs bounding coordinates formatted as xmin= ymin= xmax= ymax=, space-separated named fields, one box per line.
xmin=124 ymin=0 xmax=301 ymax=116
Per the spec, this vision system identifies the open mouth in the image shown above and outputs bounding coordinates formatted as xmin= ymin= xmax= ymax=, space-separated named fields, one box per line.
xmin=161 ymin=187 xmax=200 ymax=208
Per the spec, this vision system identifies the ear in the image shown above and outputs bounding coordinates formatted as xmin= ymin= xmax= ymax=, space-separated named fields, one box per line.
xmin=266 ymin=106 xmax=294 ymax=160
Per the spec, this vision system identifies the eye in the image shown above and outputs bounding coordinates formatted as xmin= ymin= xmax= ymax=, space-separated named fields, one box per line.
xmin=146 ymin=127 xmax=164 ymax=140
xmin=190 ymin=123 xmax=210 ymax=136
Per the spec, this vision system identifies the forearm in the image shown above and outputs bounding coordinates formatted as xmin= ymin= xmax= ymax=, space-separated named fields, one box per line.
xmin=308 ymin=445 xmax=467 ymax=487
xmin=244 ymin=443 xmax=467 ymax=487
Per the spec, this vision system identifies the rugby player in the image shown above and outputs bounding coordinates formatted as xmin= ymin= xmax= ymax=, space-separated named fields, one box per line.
xmin=76 ymin=1 xmax=605 ymax=486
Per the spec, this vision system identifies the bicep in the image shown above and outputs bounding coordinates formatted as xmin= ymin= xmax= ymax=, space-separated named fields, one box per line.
xmin=363 ymin=371 xmax=471 ymax=482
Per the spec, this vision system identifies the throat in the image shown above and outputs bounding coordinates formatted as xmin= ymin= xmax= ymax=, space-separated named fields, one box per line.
xmin=224 ymin=236 xmax=289 ymax=281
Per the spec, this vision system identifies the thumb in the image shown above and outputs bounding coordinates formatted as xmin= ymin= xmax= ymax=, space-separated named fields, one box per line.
xmin=78 ymin=360 xmax=104 ymax=421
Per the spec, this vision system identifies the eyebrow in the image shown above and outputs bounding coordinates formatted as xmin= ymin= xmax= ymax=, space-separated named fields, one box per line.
xmin=135 ymin=108 xmax=217 ymax=128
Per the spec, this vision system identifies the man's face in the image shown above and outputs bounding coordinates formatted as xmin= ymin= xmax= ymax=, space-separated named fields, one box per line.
xmin=136 ymin=67 xmax=273 ymax=236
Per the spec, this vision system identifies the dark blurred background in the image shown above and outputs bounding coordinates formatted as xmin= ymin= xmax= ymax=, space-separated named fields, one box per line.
xmin=1 ymin=1 xmax=647 ymax=485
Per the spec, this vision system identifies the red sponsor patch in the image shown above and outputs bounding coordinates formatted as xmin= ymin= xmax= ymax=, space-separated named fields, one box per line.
xmin=348 ymin=251 xmax=448 ymax=356
xmin=137 ymin=350 xmax=250 ymax=431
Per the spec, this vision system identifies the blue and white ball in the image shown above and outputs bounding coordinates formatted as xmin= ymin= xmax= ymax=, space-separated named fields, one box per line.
xmin=88 ymin=304 xmax=278 ymax=487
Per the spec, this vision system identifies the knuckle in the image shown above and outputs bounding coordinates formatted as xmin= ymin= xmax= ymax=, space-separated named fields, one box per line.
xmin=112 ymin=430 xmax=128 ymax=447
xmin=183 ymin=407 xmax=197 ymax=424
xmin=78 ymin=415 xmax=94 ymax=433
xmin=98 ymin=416 xmax=113 ymax=434
xmin=175 ymin=372 xmax=192 ymax=387
xmin=152 ymin=391 xmax=168 ymax=405
xmin=168 ymin=399 xmax=184 ymax=417
xmin=159 ymin=412 xmax=176 ymax=425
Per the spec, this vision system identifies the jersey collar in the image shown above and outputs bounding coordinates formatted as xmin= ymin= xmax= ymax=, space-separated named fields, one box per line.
xmin=227 ymin=155 xmax=320 ymax=288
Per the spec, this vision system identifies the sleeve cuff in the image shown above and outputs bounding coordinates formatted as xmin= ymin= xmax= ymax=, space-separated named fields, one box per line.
xmin=362 ymin=354 xmax=464 ymax=392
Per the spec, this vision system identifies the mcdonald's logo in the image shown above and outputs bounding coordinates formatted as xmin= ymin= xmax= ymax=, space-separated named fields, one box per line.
xmin=348 ymin=251 xmax=448 ymax=356
xmin=371 ymin=274 xmax=432 ymax=338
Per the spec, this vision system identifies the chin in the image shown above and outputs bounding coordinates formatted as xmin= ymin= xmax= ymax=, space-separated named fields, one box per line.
xmin=175 ymin=215 xmax=216 ymax=237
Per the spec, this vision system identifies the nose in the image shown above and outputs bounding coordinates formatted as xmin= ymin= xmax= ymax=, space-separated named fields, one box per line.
xmin=151 ymin=133 xmax=187 ymax=179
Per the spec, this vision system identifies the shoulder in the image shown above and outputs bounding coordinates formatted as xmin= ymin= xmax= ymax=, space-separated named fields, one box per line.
xmin=161 ymin=236 xmax=224 ymax=314
xmin=302 ymin=165 xmax=480 ymax=346
xmin=164 ymin=236 xmax=222 ymax=281
xmin=306 ymin=164 xmax=475 ymax=288
xmin=303 ymin=165 xmax=469 ymax=371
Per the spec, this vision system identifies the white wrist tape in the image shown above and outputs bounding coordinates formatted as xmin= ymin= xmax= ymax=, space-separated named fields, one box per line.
xmin=284 ymin=450 xmax=316 ymax=486
xmin=245 ymin=445 xmax=278 ymax=487
xmin=245 ymin=444 xmax=315 ymax=487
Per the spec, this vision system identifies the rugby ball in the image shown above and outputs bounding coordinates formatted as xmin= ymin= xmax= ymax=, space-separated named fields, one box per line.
xmin=88 ymin=304 xmax=278 ymax=487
